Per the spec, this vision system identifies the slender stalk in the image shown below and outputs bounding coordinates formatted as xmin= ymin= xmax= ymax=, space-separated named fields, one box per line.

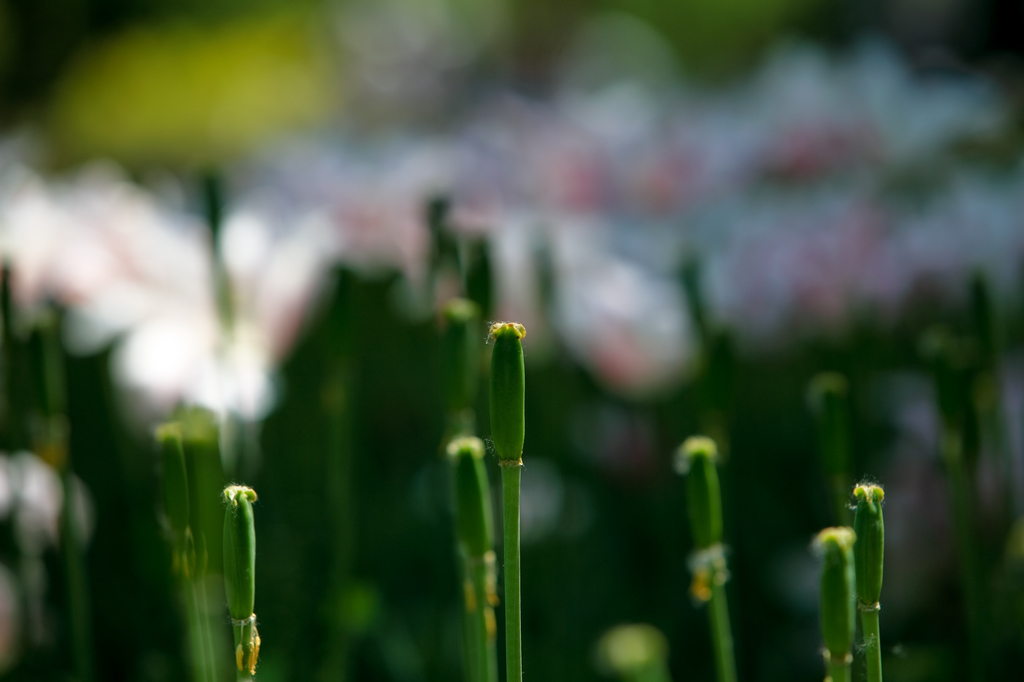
xmin=676 ymin=437 xmax=736 ymax=682
xmin=501 ymin=464 xmax=523 ymax=682
xmin=469 ymin=558 xmax=494 ymax=682
xmin=488 ymin=322 xmax=526 ymax=682
xmin=808 ymin=374 xmax=853 ymax=527
xmin=860 ymin=610 xmax=882 ymax=682
xmin=941 ymin=430 xmax=986 ymax=682
xmin=708 ymin=577 xmax=736 ymax=682
xmin=60 ymin=468 xmax=94 ymax=682
xmin=826 ymin=656 xmax=850 ymax=682
xmin=31 ymin=313 xmax=94 ymax=682
xmin=461 ymin=558 xmax=483 ymax=682
xmin=814 ymin=527 xmax=856 ymax=682
xmin=186 ymin=563 xmax=211 ymax=682
xmin=853 ymin=484 xmax=884 ymax=682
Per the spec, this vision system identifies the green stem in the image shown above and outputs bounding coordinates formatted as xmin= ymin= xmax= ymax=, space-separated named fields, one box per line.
xmin=826 ymin=656 xmax=850 ymax=682
xmin=860 ymin=609 xmax=882 ymax=682
xmin=708 ymin=574 xmax=736 ymax=682
xmin=231 ymin=619 xmax=255 ymax=681
xmin=501 ymin=463 xmax=523 ymax=682
xmin=470 ymin=559 xmax=492 ymax=682
xmin=830 ymin=474 xmax=852 ymax=527
xmin=941 ymin=430 xmax=986 ymax=682
xmin=60 ymin=470 xmax=94 ymax=682
xmin=196 ymin=565 xmax=221 ymax=682
xmin=458 ymin=556 xmax=482 ymax=682
xmin=185 ymin=561 xmax=211 ymax=682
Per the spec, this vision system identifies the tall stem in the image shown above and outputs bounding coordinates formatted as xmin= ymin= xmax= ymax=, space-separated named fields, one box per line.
xmin=860 ymin=610 xmax=882 ymax=682
xmin=470 ymin=559 xmax=494 ymax=682
xmin=826 ymin=656 xmax=850 ymax=682
xmin=60 ymin=469 xmax=93 ymax=682
xmin=941 ymin=429 xmax=986 ymax=682
xmin=501 ymin=463 xmax=523 ymax=682
xmin=708 ymin=576 xmax=736 ymax=682
xmin=460 ymin=558 xmax=480 ymax=682
xmin=185 ymin=563 xmax=211 ymax=682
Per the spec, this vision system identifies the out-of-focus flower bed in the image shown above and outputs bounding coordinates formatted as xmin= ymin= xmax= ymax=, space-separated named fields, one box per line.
xmin=1 ymin=41 xmax=1019 ymax=414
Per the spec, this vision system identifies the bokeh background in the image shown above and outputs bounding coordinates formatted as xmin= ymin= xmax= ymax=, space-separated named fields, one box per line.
xmin=0 ymin=0 xmax=1024 ymax=680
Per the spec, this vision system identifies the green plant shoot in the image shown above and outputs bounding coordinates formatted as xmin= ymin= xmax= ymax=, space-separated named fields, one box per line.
xmin=853 ymin=484 xmax=884 ymax=682
xmin=808 ymin=373 xmax=853 ymax=526
xmin=814 ymin=527 xmax=856 ymax=682
xmin=489 ymin=321 xmax=526 ymax=682
xmin=675 ymin=436 xmax=736 ymax=682
xmin=223 ymin=485 xmax=260 ymax=678
xmin=442 ymin=298 xmax=482 ymax=438
xmin=450 ymin=436 xmax=498 ymax=682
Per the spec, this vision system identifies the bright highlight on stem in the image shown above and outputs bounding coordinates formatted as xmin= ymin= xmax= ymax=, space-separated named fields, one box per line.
xmin=223 ymin=485 xmax=260 ymax=679
xmin=489 ymin=321 xmax=526 ymax=682
xmin=675 ymin=436 xmax=736 ymax=682
xmin=595 ymin=623 xmax=672 ymax=682
xmin=814 ymin=527 xmax=856 ymax=682
xmin=853 ymin=484 xmax=884 ymax=682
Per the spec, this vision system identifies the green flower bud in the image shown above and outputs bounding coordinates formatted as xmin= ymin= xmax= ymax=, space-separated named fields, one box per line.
xmin=853 ymin=484 xmax=884 ymax=608
xmin=156 ymin=422 xmax=189 ymax=538
xmin=488 ymin=322 xmax=526 ymax=463
xmin=223 ymin=485 xmax=260 ymax=675
xmin=448 ymin=436 xmax=494 ymax=558
xmin=442 ymin=299 xmax=481 ymax=417
xmin=179 ymin=407 xmax=226 ymax=572
xmin=676 ymin=436 xmax=723 ymax=549
xmin=807 ymin=373 xmax=850 ymax=478
xmin=223 ymin=486 xmax=257 ymax=620
xmin=595 ymin=623 xmax=670 ymax=682
xmin=813 ymin=527 xmax=856 ymax=661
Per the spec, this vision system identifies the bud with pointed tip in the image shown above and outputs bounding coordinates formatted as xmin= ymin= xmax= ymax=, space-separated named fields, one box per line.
xmin=489 ymin=322 xmax=526 ymax=463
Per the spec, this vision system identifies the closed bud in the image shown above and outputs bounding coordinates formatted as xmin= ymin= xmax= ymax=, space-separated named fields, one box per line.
xmin=676 ymin=436 xmax=723 ymax=550
xmin=813 ymin=527 xmax=856 ymax=661
xmin=807 ymin=373 xmax=850 ymax=478
xmin=223 ymin=486 xmax=257 ymax=620
xmin=853 ymin=484 xmax=884 ymax=608
xmin=488 ymin=322 xmax=526 ymax=463
xmin=442 ymin=299 xmax=482 ymax=416
xmin=448 ymin=436 xmax=494 ymax=558
xmin=223 ymin=485 xmax=259 ymax=675
xmin=156 ymin=422 xmax=189 ymax=538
